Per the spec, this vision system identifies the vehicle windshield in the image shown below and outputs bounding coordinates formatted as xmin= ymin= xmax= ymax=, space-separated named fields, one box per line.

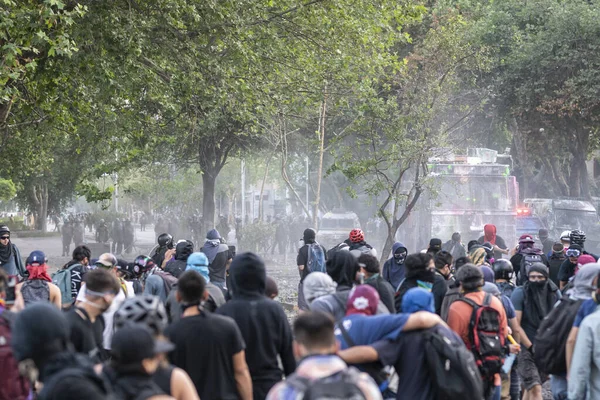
xmin=436 ymin=176 xmax=516 ymax=211
xmin=555 ymin=210 xmax=599 ymax=230
xmin=320 ymin=218 xmax=357 ymax=230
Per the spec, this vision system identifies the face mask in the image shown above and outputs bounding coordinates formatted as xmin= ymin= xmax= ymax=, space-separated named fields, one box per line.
xmin=529 ymin=280 xmax=547 ymax=289
xmin=394 ymin=252 xmax=407 ymax=265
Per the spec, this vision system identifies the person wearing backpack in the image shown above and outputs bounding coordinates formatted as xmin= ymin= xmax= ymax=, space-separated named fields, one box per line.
xmin=15 ymin=251 xmax=62 ymax=309
xmin=217 ymin=252 xmax=296 ymax=400
xmin=54 ymin=245 xmax=92 ymax=308
xmin=440 ymin=256 xmax=472 ymax=321
xmin=11 ymin=303 xmax=112 ymax=400
xmin=359 ymin=254 xmax=396 ymax=313
xmin=510 ymin=263 xmax=560 ymax=400
xmin=535 ymin=263 xmax=600 ymax=400
xmin=335 ymin=285 xmax=447 ymax=397
xmin=0 ymin=269 xmax=30 ymax=400
xmin=267 ymin=311 xmax=382 ymax=400
xmin=337 ymin=288 xmax=480 ymax=400
xmin=511 ymin=235 xmax=549 ymax=286
xmin=447 ymin=264 xmax=510 ymax=400
xmin=297 ymin=228 xmax=327 ymax=311
xmin=381 ymin=242 xmax=408 ymax=290
xmin=348 ymin=228 xmax=377 ymax=258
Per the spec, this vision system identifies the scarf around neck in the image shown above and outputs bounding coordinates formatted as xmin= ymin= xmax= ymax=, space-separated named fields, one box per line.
xmin=201 ymin=239 xmax=221 ymax=264
xmin=523 ymin=280 xmax=557 ymax=329
xmin=26 ymin=265 xmax=52 ymax=282
xmin=0 ymin=242 xmax=12 ymax=265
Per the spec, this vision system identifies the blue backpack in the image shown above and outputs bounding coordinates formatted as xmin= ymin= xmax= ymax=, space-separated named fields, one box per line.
xmin=307 ymin=243 xmax=326 ymax=273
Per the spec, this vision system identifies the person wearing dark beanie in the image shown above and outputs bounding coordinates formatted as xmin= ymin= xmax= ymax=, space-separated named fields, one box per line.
xmin=217 ymin=253 xmax=296 ymax=399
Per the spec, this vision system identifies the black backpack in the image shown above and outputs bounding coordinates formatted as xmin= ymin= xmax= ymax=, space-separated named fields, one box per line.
xmin=423 ymin=326 xmax=484 ymax=400
xmin=519 ymin=249 xmax=543 ymax=285
xmin=286 ymin=369 xmax=367 ymax=400
xmin=459 ymin=294 xmax=505 ymax=392
xmin=534 ymin=297 xmax=583 ymax=374
xmin=40 ymin=354 xmax=113 ymax=399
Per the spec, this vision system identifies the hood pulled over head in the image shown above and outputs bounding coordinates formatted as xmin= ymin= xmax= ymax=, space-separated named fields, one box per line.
xmin=175 ymin=240 xmax=194 ymax=261
xmin=229 ymin=252 xmax=266 ymax=298
xmin=326 ymin=250 xmax=360 ymax=289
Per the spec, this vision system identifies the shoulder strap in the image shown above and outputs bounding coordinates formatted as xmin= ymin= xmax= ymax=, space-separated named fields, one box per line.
xmin=395 ymin=278 xmax=406 ymax=292
xmin=482 ymin=293 xmax=492 ymax=307
xmin=338 ymin=322 xmax=356 ymax=347
xmin=457 ymin=295 xmax=479 ymax=310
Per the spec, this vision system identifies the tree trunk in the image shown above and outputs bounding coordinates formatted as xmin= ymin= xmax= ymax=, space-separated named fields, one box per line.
xmin=31 ymin=182 xmax=49 ymax=232
xmin=548 ymin=156 xmax=569 ymax=196
xmin=280 ymin=132 xmax=311 ymax=218
xmin=202 ymin=172 xmax=217 ymax=235
xmin=569 ymin=157 xmax=581 ymax=197
xmin=510 ymin=118 xmax=533 ymax=199
xmin=258 ymin=155 xmax=272 ymax=221
xmin=313 ymin=94 xmax=327 ymax=230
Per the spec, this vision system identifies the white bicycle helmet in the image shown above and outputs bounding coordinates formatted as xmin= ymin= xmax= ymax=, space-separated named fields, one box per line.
xmin=560 ymin=230 xmax=571 ymax=242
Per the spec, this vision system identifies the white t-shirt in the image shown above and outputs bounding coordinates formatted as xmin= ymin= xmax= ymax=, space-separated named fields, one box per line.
xmin=76 ymin=280 xmax=135 ymax=350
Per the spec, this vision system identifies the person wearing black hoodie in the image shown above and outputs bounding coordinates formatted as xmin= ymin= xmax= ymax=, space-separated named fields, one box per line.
xmin=11 ymin=303 xmax=112 ymax=400
xmin=165 ymin=240 xmax=194 ymax=278
xmin=217 ymin=253 xmax=295 ymax=400
xmin=394 ymin=253 xmax=436 ymax=313
xmin=310 ymin=251 xmax=390 ymax=321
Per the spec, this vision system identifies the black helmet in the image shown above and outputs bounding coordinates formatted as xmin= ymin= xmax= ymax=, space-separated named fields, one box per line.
xmin=570 ymin=230 xmax=586 ymax=246
xmin=0 ymin=225 xmax=9 ymax=235
xmin=113 ymin=295 xmax=168 ymax=335
xmin=493 ymin=259 xmax=513 ymax=281
xmin=157 ymin=233 xmax=174 ymax=249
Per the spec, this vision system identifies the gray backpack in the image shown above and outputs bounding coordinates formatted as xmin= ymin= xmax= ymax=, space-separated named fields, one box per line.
xmin=21 ymin=280 xmax=50 ymax=306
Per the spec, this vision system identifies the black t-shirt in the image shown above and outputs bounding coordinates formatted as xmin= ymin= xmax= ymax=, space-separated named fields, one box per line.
xmin=65 ymin=307 xmax=105 ymax=360
xmin=166 ymin=312 xmax=245 ymax=400
xmin=558 ymin=258 xmax=577 ymax=283
xmin=296 ymin=243 xmax=327 ymax=281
